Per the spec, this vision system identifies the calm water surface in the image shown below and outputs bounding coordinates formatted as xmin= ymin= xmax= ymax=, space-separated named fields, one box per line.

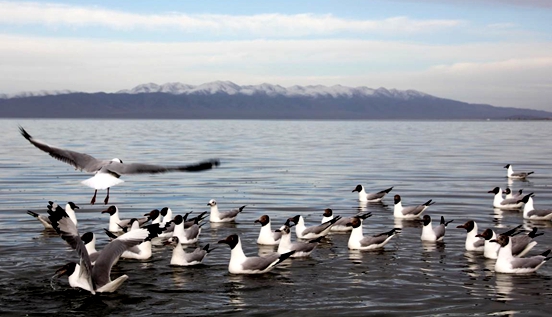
xmin=1 ymin=119 xmax=552 ymax=316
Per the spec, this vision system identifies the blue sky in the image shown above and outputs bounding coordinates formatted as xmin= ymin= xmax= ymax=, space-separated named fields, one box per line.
xmin=0 ymin=0 xmax=551 ymax=110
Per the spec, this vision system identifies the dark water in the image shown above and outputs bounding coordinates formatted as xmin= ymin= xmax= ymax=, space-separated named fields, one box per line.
xmin=2 ymin=119 xmax=552 ymax=316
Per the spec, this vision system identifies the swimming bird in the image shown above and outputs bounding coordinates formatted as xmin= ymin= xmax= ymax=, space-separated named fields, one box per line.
xmin=320 ymin=208 xmax=371 ymax=233
xmin=288 ymin=214 xmax=342 ymax=240
xmin=27 ymin=201 xmax=79 ymax=229
xmin=276 ymin=223 xmax=322 ymax=257
xmin=218 ymin=234 xmax=295 ymax=274
xmin=490 ymin=235 xmax=550 ymax=274
xmin=456 ymin=220 xmax=485 ymax=252
xmin=519 ymin=194 xmax=552 ymax=221
xmin=172 ymin=214 xmax=201 ymax=244
xmin=165 ymin=236 xmax=215 ymax=266
xmin=504 ymin=164 xmax=534 ymax=180
xmin=393 ymin=195 xmax=434 ymax=219
xmin=421 ymin=215 xmax=454 ymax=242
xmin=346 ymin=216 xmax=400 ymax=250
xmin=352 ymin=185 xmax=394 ymax=202
xmin=19 ymin=126 xmax=220 ymax=205
xmin=488 ymin=187 xmax=527 ymax=210
xmin=207 ymin=199 xmax=246 ymax=223
xmin=101 ymin=205 xmax=154 ymax=232
xmin=49 ymin=205 xmax=161 ymax=293
xmin=255 ymin=215 xmax=282 ymax=246
xmin=477 ymin=226 xmax=541 ymax=259
xmin=503 ymin=188 xmax=523 ymax=200
xmin=104 ymin=221 xmax=162 ymax=260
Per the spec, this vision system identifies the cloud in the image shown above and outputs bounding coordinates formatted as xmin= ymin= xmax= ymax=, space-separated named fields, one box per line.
xmin=0 ymin=1 xmax=464 ymax=36
xmin=0 ymin=34 xmax=551 ymax=110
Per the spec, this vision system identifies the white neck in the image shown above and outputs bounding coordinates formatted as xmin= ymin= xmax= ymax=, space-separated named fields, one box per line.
xmin=507 ymin=166 xmax=514 ymax=177
xmin=465 ymin=223 xmax=479 ymax=249
xmin=484 ymin=231 xmax=499 ymax=259
xmin=523 ymin=197 xmax=535 ymax=216
xmin=358 ymin=187 xmax=368 ymax=201
xmin=171 ymin=244 xmax=185 ymax=264
xmin=230 ymin=240 xmax=247 ymax=263
xmin=393 ymin=201 xmax=403 ymax=217
xmin=173 ymin=223 xmax=185 ymax=241
xmin=493 ymin=190 xmax=504 ymax=206
xmin=209 ymin=205 xmax=220 ymax=221
xmin=321 ymin=215 xmax=333 ymax=223
xmin=294 ymin=216 xmax=306 ymax=236
xmin=109 ymin=209 xmax=122 ymax=231
xmin=349 ymin=225 xmax=364 ymax=244
xmin=161 ymin=208 xmax=173 ymax=227
xmin=277 ymin=233 xmax=293 ymax=253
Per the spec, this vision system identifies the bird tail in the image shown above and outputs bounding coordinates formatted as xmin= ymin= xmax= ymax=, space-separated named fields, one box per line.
xmin=103 ymin=228 xmax=118 ymax=240
xmin=274 ymin=250 xmax=295 ymax=266
xmin=374 ymin=228 xmax=401 ymax=237
xmin=528 ymin=228 xmax=544 ymax=238
xmin=203 ymin=244 xmax=217 ymax=253
xmin=528 ymin=171 xmax=535 ymax=176
xmin=424 ymin=200 xmax=435 ymax=206
xmin=440 ymin=216 xmax=454 ymax=226
xmin=378 ymin=187 xmax=394 ymax=194
xmin=238 ymin=205 xmax=247 ymax=213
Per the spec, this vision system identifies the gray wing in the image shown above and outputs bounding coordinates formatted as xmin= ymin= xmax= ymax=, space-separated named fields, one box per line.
xmin=183 ymin=248 xmax=207 ymax=263
xmin=219 ymin=210 xmax=240 ymax=220
xmin=510 ymin=256 xmax=545 ymax=269
xmin=20 ymin=127 xmax=104 ymax=173
xmin=359 ymin=234 xmax=389 ymax=247
xmin=401 ymin=205 xmax=425 ymax=216
xmin=92 ymin=229 xmax=147 ymax=287
xmin=302 ymin=222 xmax=333 ymax=235
xmin=184 ymin=225 xmax=200 ymax=240
xmin=103 ymin=159 xmax=220 ymax=176
xmin=433 ymin=224 xmax=446 ymax=240
xmin=501 ymin=197 xmax=521 ymax=205
xmin=241 ymin=253 xmax=281 ymax=271
xmin=334 ymin=217 xmax=352 ymax=227
xmin=290 ymin=241 xmax=317 ymax=253
xmin=473 ymin=239 xmax=485 ymax=248
xmin=528 ymin=209 xmax=552 ymax=218
xmin=89 ymin=251 xmax=101 ymax=263
xmin=511 ymin=235 xmax=531 ymax=255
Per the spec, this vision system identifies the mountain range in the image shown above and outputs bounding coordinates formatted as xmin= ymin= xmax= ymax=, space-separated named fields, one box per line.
xmin=1 ymin=81 xmax=550 ymax=120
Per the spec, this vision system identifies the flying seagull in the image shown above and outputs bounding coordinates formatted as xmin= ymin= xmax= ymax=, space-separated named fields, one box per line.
xmin=19 ymin=126 xmax=220 ymax=204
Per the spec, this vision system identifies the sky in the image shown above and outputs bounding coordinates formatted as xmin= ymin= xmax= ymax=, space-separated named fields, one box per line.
xmin=0 ymin=0 xmax=551 ymax=111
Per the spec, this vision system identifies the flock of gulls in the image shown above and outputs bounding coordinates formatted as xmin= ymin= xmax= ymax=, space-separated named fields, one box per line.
xmin=20 ymin=126 xmax=552 ymax=295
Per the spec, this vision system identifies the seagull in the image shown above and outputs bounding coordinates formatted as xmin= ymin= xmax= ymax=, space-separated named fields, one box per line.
xmin=352 ymin=185 xmax=393 ymax=203
xmin=254 ymin=215 xmax=282 ymax=246
xmin=421 ymin=215 xmax=454 ymax=242
xmin=217 ymin=234 xmax=295 ymax=274
xmin=456 ymin=220 xmax=485 ymax=252
xmin=172 ymin=214 xmax=201 ymax=244
xmin=320 ymin=208 xmax=371 ymax=233
xmin=49 ymin=204 xmax=161 ymax=293
xmin=103 ymin=222 xmax=160 ymax=260
xmin=477 ymin=226 xmax=542 ymax=259
xmin=207 ymin=199 xmax=246 ymax=223
xmin=490 ymin=235 xmax=550 ymax=274
xmin=519 ymin=194 xmax=552 ymax=220
xmin=346 ymin=216 xmax=400 ymax=250
xmin=504 ymin=164 xmax=534 ymax=180
xmin=27 ymin=201 xmax=79 ymax=229
xmin=503 ymin=188 xmax=523 ymax=200
xmin=19 ymin=126 xmax=220 ymax=205
xmin=164 ymin=237 xmax=215 ymax=266
xmin=393 ymin=194 xmax=434 ymax=219
xmin=288 ymin=214 xmax=342 ymax=240
xmin=101 ymin=205 xmax=154 ymax=232
xmin=488 ymin=187 xmax=527 ymax=210
xmin=276 ymin=223 xmax=322 ymax=258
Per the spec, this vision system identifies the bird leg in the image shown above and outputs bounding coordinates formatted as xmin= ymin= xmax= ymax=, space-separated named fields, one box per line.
xmin=104 ymin=188 xmax=110 ymax=205
xmin=91 ymin=190 xmax=97 ymax=205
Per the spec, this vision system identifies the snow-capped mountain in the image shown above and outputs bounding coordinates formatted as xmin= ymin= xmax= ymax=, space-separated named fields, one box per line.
xmin=0 ymin=89 xmax=77 ymax=99
xmin=1 ymin=81 xmax=432 ymax=100
xmin=116 ymin=81 xmax=432 ymax=100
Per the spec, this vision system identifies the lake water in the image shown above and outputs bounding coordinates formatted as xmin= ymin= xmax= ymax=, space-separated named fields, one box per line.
xmin=1 ymin=119 xmax=552 ymax=316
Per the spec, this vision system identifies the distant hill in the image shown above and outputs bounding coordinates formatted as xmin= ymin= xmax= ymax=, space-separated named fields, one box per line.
xmin=1 ymin=81 xmax=550 ymax=120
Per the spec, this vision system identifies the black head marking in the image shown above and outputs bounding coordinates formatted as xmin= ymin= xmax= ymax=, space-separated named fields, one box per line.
xmin=81 ymin=232 xmax=94 ymax=244
xmin=422 ymin=215 xmax=431 ymax=226
xmin=173 ymin=215 xmax=184 ymax=225
xmin=255 ymin=215 xmax=270 ymax=226
xmin=352 ymin=184 xmax=362 ymax=193
xmin=101 ymin=205 xmax=117 ymax=215
xmin=394 ymin=195 xmax=401 ymax=204
xmin=323 ymin=208 xmax=333 ymax=217
xmin=68 ymin=202 xmax=79 ymax=210
xmin=218 ymin=234 xmax=239 ymax=249
xmin=160 ymin=207 xmax=169 ymax=216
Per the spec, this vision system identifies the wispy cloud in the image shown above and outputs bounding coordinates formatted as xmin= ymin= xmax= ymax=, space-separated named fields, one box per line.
xmin=0 ymin=1 xmax=464 ymax=36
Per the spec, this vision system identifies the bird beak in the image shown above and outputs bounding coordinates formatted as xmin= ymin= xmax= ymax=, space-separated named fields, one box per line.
xmin=217 ymin=238 xmax=229 ymax=244
xmin=101 ymin=209 xmax=110 ymax=214
xmin=456 ymin=224 xmax=466 ymax=229
xmin=475 ymin=233 xmax=483 ymax=238
xmin=346 ymin=222 xmax=353 ymax=227
xmin=489 ymin=239 xmax=498 ymax=243
xmin=254 ymin=220 xmax=260 ymax=224
xmin=54 ymin=266 xmax=68 ymax=277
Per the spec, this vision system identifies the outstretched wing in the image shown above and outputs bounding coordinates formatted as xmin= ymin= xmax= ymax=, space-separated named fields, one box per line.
xmin=104 ymin=159 xmax=220 ymax=175
xmin=20 ymin=126 xmax=104 ymax=173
